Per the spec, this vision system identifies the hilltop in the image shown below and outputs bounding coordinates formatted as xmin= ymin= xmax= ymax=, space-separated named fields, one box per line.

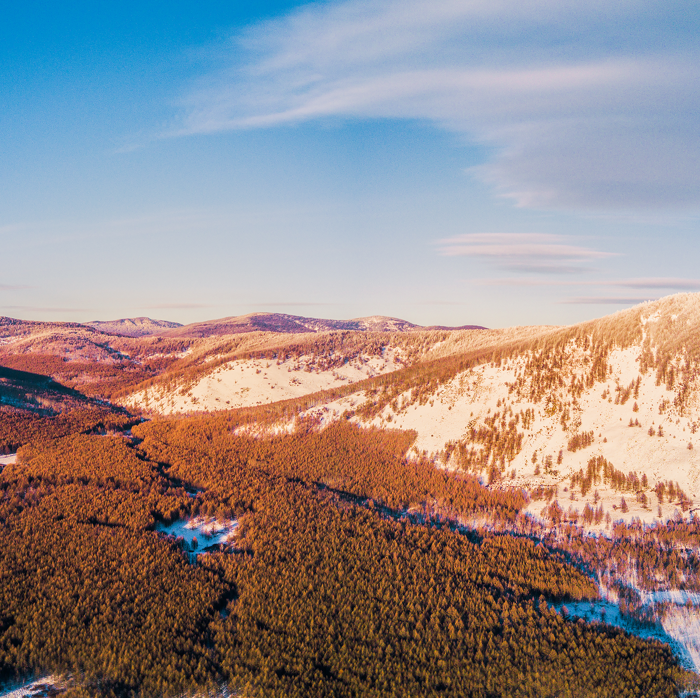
xmin=4 ymin=296 xmax=700 ymax=526
xmin=2 ymin=297 xmax=700 ymax=697
xmin=120 ymin=293 xmax=700 ymax=526
xmin=0 ymin=311 xmax=491 ymax=402
xmin=158 ymin=312 xmax=486 ymax=338
xmin=85 ymin=317 xmax=182 ymax=337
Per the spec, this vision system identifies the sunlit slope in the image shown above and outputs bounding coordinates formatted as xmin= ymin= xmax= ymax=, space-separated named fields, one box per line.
xmin=290 ymin=293 xmax=700 ymax=524
xmin=9 ymin=295 xmax=700 ymax=526
xmin=122 ymin=324 xmax=552 ymax=413
xmin=0 ymin=316 xmax=196 ymax=398
xmin=0 ymin=312 xmax=496 ymax=405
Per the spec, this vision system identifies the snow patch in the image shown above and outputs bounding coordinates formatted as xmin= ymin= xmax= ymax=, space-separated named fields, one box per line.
xmin=156 ymin=516 xmax=238 ymax=549
xmin=125 ymin=349 xmax=407 ymax=414
xmin=556 ymin=599 xmax=698 ymax=671
xmin=303 ymin=340 xmax=700 ymax=526
xmin=0 ymin=677 xmax=63 ymax=698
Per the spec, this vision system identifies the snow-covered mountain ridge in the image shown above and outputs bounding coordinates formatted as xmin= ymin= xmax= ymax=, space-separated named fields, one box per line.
xmin=6 ymin=294 xmax=700 ymax=527
xmin=128 ymin=293 xmax=700 ymax=527
xmin=289 ymin=294 xmax=700 ymax=525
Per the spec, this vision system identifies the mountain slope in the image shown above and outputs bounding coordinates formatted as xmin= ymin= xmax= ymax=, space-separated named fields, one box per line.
xmin=160 ymin=312 xmax=486 ymax=338
xmin=0 ymin=312 xmax=492 ymax=405
xmin=286 ymin=293 xmax=700 ymax=524
xmin=8 ymin=296 xmax=700 ymax=527
xmin=125 ymin=293 xmax=700 ymax=527
xmin=122 ymin=324 xmax=547 ymax=414
xmin=85 ymin=317 xmax=182 ymax=337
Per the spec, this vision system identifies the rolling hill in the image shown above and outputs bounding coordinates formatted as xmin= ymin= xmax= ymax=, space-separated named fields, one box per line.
xmin=4 ymin=296 xmax=700 ymax=527
xmin=157 ymin=312 xmax=486 ymax=338
xmin=85 ymin=317 xmax=183 ymax=337
xmin=4 ymin=298 xmax=700 ymax=696
xmin=118 ymin=294 xmax=700 ymax=526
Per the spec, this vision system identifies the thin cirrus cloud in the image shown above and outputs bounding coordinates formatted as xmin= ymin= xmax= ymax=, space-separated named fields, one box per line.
xmin=173 ymin=0 xmax=700 ymax=212
xmin=563 ymin=296 xmax=657 ymax=305
xmin=608 ymin=278 xmax=700 ymax=290
xmin=147 ymin=303 xmax=213 ymax=310
xmin=2 ymin=305 xmax=93 ymax=313
xmin=562 ymin=278 xmax=700 ymax=305
xmin=436 ymin=233 xmax=614 ymax=274
xmin=558 ymin=277 xmax=700 ymax=306
xmin=252 ymin=302 xmax=336 ymax=307
xmin=476 ymin=276 xmax=700 ymax=289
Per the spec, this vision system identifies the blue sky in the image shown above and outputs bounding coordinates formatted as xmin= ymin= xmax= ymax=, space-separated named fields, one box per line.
xmin=2 ymin=0 xmax=699 ymax=328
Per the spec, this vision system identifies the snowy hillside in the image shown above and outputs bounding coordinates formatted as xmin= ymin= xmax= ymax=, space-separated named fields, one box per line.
xmin=129 ymin=293 xmax=700 ymax=528
xmin=292 ymin=294 xmax=700 ymax=525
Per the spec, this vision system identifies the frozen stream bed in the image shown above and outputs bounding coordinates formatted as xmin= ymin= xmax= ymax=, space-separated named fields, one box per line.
xmin=556 ymin=592 xmax=700 ymax=673
xmin=0 ymin=453 xmax=17 ymax=468
xmin=0 ymin=676 xmax=63 ymax=698
xmin=156 ymin=516 xmax=238 ymax=551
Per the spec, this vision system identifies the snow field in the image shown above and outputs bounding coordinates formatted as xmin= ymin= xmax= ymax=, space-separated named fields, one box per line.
xmin=303 ymin=341 xmax=700 ymax=526
xmin=124 ymin=348 xmax=407 ymax=414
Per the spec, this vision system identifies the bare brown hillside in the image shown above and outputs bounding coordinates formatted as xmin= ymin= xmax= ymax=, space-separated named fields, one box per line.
xmin=0 ymin=312 xmax=491 ymax=404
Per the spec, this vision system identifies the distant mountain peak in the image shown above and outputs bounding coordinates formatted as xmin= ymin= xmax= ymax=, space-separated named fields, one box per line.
xmin=348 ymin=316 xmax=419 ymax=332
xmin=159 ymin=312 xmax=486 ymax=338
xmin=85 ymin=317 xmax=183 ymax=337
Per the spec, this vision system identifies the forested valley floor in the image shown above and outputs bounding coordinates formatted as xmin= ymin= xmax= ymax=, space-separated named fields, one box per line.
xmin=0 ymin=401 xmax=696 ymax=698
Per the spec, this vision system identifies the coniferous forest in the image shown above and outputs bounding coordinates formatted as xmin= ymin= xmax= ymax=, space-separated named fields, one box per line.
xmin=5 ymin=0 xmax=700 ymax=685
xmin=0 ymin=396 xmax=694 ymax=698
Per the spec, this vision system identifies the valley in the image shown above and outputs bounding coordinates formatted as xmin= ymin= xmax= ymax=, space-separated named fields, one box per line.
xmin=2 ymin=296 xmax=700 ymax=696
xmin=106 ymin=295 xmax=700 ymax=529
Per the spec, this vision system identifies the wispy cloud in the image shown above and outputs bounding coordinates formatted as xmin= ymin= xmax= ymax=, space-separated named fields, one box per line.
xmin=0 ymin=283 xmax=30 ymax=291
xmin=476 ymin=276 xmax=700 ymax=289
xmin=2 ymin=305 xmax=93 ymax=313
xmin=437 ymin=233 xmax=614 ymax=273
xmin=171 ymin=0 xmax=700 ymax=212
xmin=251 ymin=302 xmax=335 ymax=307
xmin=608 ymin=278 xmax=700 ymax=290
xmin=416 ymin=300 xmax=468 ymax=305
xmin=4 ymin=209 xmax=246 ymax=251
xmin=562 ymin=296 xmax=657 ymax=305
xmin=147 ymin=303 xmax=213 ymax=310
